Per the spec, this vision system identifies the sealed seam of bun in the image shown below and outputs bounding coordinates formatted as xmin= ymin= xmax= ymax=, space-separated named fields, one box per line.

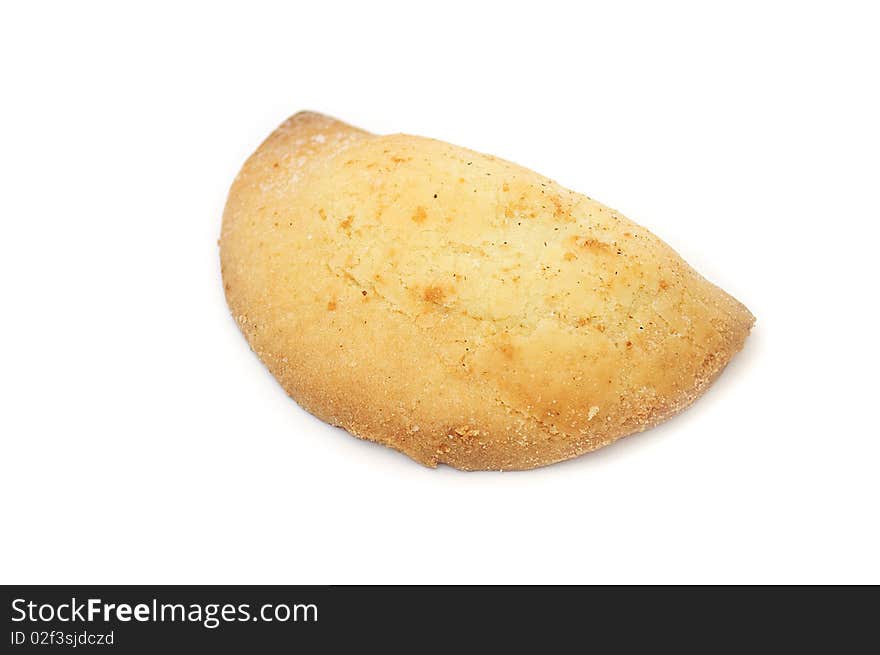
xmin=220 ymin=112 xmax=755 ymax=471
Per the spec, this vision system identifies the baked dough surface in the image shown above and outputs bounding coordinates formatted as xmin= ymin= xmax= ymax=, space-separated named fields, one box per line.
xmin=220 ymin=112 xmax=754 ymax=470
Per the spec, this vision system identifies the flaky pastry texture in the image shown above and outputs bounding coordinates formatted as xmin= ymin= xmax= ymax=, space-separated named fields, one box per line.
xmin=220 ymin=112 xmax=754 ymax=470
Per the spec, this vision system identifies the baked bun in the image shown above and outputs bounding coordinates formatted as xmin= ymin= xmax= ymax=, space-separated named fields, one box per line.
xmin=220 ymin=112 xmax=754 ymax=470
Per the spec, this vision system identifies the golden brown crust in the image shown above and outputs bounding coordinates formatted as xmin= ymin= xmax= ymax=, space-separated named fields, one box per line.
xmin=220 ymin=111 xmax=754 ymax=470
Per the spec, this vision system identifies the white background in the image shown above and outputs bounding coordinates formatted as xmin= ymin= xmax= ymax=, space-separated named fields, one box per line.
xmin=2 ymin=1 xmax=878 ymax=584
